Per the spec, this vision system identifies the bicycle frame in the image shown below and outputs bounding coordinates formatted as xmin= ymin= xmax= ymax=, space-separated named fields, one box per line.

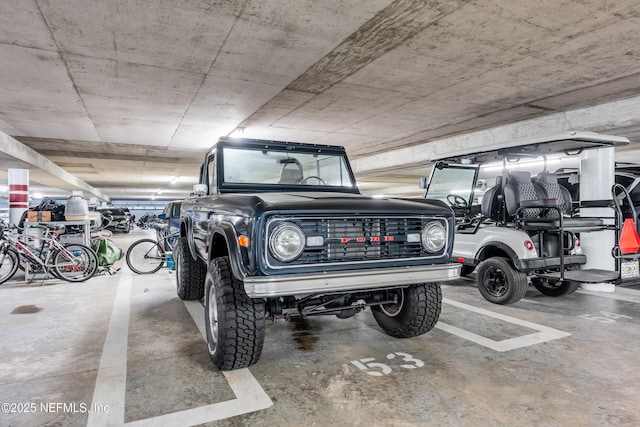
xmin=164 ymin=231 xmax=179 ymax=251
xmin=125 ymin=230 xmax=180 ymax=275
xmin=2 ymin=226 xmax=94 ymax=280
xmin=6 ymin=231 xmax=53 ymax=273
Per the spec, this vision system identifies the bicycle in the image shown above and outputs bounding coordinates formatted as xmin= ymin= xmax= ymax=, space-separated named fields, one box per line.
xmin=125 ymin=224 xmax=178 ymax=274
xmin=0 ymin=222 xmax=99 ymax=284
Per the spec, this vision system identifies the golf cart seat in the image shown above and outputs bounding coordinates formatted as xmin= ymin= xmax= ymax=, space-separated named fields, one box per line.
xmin=504 ymin=170 xmax=603 ymax=232
xmin=481 ymin=176 xmax=504 ymax=222
xmin=504 ymin=170 xmax=563 ymax=231
xmin=504 ymin=171 xmax=543 ymax=220
xmin=533 ymin=171 xmax=604 ymax=231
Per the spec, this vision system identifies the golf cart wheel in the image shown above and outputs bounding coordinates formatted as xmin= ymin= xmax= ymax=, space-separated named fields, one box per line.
xmin=531 ymin=278 xmax=580 ymax=297
xmin=476 ymin=257 xmax=528 ymax=304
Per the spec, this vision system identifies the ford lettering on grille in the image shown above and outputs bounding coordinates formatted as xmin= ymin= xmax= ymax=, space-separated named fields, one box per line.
xmin=264 ymin=216 xmax=448 ymax=270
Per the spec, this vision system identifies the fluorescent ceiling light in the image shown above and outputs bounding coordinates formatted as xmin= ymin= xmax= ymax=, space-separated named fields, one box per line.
xmin=481 ymin=158 xmax=563 ymax=172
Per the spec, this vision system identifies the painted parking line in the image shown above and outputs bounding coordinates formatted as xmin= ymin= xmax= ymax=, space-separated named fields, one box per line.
xmin=87 ymin=271 xmax=132 ymax=426
xmin=435 ymin=298 xmax=571 ymax=352
xmin=88 ymin=269 xmax=272 ymax=427
xmin=577 ymin=288 xmax=640 ymax=304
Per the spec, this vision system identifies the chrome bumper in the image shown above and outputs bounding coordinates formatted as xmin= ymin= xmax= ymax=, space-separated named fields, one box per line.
xmin=243 ymin=263 xmax=461 ymax=298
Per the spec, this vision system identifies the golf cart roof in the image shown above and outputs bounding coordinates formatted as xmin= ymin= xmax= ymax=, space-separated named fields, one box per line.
xmin=433 ymin=131 xmax=629 ymax=164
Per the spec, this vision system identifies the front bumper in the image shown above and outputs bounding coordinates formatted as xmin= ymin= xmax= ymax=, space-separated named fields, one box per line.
xmin=243 ymin=263 xmax=461 ymax=297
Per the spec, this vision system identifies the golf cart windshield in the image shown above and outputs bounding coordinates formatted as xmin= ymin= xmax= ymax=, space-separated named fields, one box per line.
xmin=425 ymin=163 xmax=478 ymax=209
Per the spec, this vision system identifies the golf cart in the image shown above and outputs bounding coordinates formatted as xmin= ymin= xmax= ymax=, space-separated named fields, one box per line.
xmin=422 ymin=131 xmax=635 ymax=304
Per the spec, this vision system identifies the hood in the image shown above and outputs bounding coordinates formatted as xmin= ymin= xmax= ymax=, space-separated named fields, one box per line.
xmin=254 ymin=192 xmax=452 ymax=216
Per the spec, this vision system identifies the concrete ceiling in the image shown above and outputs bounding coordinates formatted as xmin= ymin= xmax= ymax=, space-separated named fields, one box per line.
xmin=2 ymin=0 xmax=640 ymax=202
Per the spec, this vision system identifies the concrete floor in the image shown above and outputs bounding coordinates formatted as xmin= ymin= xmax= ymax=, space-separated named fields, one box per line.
xmin=1 ymin=228 xmax=639 ymax=427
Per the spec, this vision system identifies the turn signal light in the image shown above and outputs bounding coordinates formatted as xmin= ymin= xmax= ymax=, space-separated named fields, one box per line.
xmin=238 ymin=235 xmax=250 ymax=247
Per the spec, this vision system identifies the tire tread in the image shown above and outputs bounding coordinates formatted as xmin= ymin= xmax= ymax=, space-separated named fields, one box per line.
xmin=206 ymin=256 xmax=265 ymax=370
xmin=476 ymin=257 xmax=528 ymax=304
xmin=372 ymin=283 xmax=442 ymax=338
xmin=175 ymin=236 xmax=206 ymax=300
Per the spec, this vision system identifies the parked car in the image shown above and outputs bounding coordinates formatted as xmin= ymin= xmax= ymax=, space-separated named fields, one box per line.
xmin=176 ymin=136 xmax=460 ymax=370
xmin=159 ymin=201 xmax=181 ymax=234
xmin=156 ymin=200 xmax=182 ymax=250
xmin=95 ymin=207 xmax=132 ymax=233
xmin=137 ymin=213 xmax=158 ymax=229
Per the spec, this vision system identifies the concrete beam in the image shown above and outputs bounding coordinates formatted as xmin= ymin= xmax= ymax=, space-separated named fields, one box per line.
xmin=0 ymin=130 xmax=110 ymax=202
xmin=352 ymin=95 xmax=640 ymax=175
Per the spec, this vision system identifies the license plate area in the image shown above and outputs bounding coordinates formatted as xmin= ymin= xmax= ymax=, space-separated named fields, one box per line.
xmin=621 ymin=260 xmax=639 ymax=279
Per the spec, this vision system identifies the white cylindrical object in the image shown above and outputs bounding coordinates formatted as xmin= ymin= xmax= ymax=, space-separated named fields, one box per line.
xmin=579 ymin=147 xmax=615 ymax=272
xmin=8 ymin=168 xmax=29 ymax=225
xmin=65 ymin=193 xmax=89 ymax=221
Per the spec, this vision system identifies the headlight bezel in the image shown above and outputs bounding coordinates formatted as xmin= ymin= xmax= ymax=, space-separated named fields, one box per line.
xmin=268 ymin=221 xmax=306 ymax=262
xmin=421 ymin=221 xmax=446 ymax=253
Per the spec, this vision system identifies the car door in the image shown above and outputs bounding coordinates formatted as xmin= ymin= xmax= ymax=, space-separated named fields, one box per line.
xmin=192 ymin=152 xmax=219 ymax=257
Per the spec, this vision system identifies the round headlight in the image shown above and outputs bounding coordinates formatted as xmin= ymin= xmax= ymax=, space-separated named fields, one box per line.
xmin=269 ymin=222 xmax=305 ymax=262
xmin=421 ymin=222 xmax=446 ymax=253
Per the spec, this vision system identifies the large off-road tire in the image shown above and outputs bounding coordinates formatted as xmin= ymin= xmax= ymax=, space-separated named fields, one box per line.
xmin=476 ymin=257 xmax=528 ymax=304
xmin=531 ymin=278 xmax=580 ymax=297
xmin=204 ymin=256 xmax=265 ymax=370
xmin=174 ymin=236 xmax=205 ymax=300
xmin=371 ymin=283 xmax=442 ymax=338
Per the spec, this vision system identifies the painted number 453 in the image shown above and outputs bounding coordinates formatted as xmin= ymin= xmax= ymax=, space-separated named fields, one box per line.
xmin=351 ymin=352 xmax=424 ymax=377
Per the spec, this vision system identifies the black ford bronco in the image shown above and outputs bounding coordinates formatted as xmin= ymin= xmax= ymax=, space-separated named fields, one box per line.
xmin=176 ymin=136 xmax=460 ymax=370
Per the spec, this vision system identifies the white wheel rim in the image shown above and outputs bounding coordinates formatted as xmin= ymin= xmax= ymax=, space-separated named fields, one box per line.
xmin=207 ymin=283 xmax=219 ymax=352
xmin=381 ymin=289 xmax=404 ymax=317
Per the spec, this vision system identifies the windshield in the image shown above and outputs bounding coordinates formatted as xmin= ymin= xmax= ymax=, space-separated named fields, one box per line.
xmin=425 ymin=164 xmax=478 ymax=208
xmin=221 ymin=146 xmax=356 ymax=188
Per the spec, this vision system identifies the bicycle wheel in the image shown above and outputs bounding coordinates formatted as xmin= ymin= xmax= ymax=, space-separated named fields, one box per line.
xmin=126 ymin=239 xmax=165 ymax=274
xmin=52 ymin=244 xmax=99 ymax=282
xmin=0 ymin=246 xmax=19 ymax=285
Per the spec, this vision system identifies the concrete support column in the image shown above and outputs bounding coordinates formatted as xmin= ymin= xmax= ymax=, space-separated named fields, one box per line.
xmin=8 ymin=168 xmax=29 ymax=225
xmin=579 ymin=147 xmax=616 ymax=291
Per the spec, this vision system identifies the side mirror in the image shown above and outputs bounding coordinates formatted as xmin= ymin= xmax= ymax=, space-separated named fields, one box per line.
xmin=158 ymin=213 xmax=167 ymax=220
xmin=193 ymin=184 xmax=207 ymax=196
xmin=419 ymin=176 xmax=427 ymax=189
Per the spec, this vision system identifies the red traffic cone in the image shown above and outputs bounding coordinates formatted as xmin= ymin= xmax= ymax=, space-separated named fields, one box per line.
xmin=619 ymin=218 xmax=640 ymax=255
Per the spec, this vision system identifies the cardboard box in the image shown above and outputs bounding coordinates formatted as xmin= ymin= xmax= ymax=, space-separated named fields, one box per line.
xmin=26 ymin=210 xmax=52 ymax=222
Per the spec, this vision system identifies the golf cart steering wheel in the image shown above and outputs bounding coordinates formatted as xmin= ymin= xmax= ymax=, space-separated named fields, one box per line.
xmin=301 ymin=176 xmax=326 ymax=185
xmin=447 ymin=194 xmax=468 ymax=209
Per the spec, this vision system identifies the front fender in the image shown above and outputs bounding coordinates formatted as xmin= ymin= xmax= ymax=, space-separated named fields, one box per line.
xmin=180 ymin=217 xmax=198 ymax=262
xmin=209 ymin=222 xmax=250 ymax=282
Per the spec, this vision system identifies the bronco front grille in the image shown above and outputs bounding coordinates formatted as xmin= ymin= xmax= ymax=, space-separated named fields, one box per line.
xmin=264 ymin=216 xmax=448 ymax=269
